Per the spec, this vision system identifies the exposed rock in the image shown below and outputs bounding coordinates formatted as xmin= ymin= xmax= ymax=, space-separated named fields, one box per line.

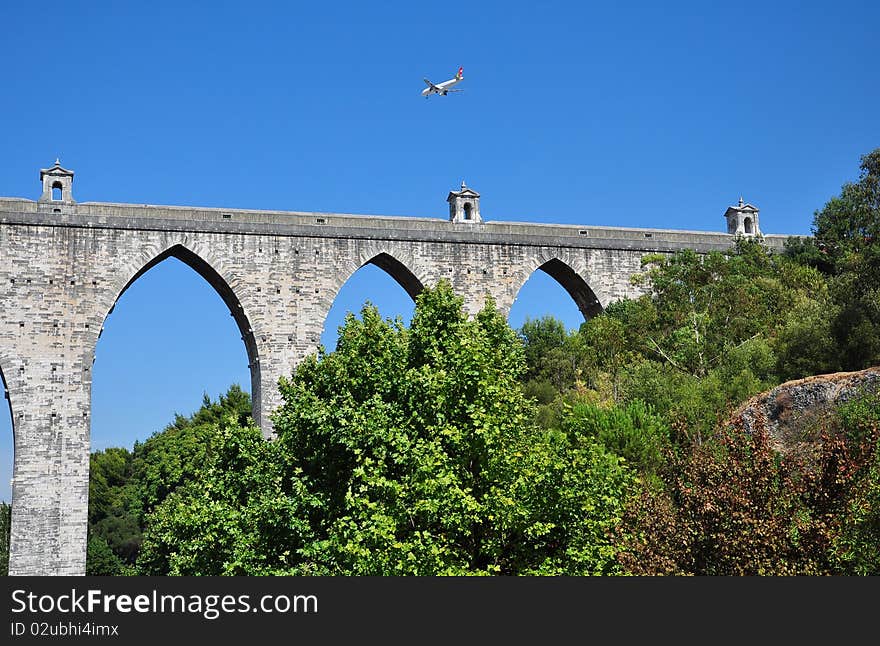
xmin=728 ymin=367 xmax=880 ymax=458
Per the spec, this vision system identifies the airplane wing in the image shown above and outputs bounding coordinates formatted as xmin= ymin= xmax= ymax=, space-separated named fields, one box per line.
xmin=422 ymin=73 xmax=463 ymax=96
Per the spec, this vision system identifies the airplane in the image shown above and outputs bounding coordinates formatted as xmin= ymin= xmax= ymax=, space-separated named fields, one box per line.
xmin=421 ymin=67 xmax=464 ymax=98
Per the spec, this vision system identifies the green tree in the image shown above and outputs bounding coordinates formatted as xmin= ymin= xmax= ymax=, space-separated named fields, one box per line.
xmin=130 ymin=384 xmax=252 ymax=515
xmin=86 ymin=385 xmax=253 ymax=574
xmin=577 ymin=239 xmax=836 ymax=436
xmin=829 ymin=273 xmax=880 ymax=371
xmin=89 ymin=447 xmax=134 ymax=526
xmin=830 ymin=392 xmax=880 ymax=574
xmin=135 ymin=418 xmax=306 ymax=576
xmin=624 ymin=241 xmax=803 ymax=377
xmin=560 ymin=399 xmax=671 ymax=478
xmin=138 ymin=282 xmax=632 ymax=575
xmin=518 ymin=316 xmax=587 ymax=399
xmin=813 ymin=148 xmax=880 ymax=277
xmin=581 ymin=315 xmax=629 ymax=401
xmin=87 ymin=448 xmax=141 ymax=569
xmin=809 ymin=148 xmax=880 ymax=370
xmin=773 ymin=300 xmax=840 ymax=381
xmin=86 ymin=535 xmax=129 ymax=576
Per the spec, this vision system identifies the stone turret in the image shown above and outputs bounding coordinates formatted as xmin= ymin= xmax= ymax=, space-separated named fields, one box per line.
xmin=447 ymin=180 xmax=482 ymax=223
xmin=724 ymin=196 xmax=760 ymax=236
xmin=38 ymin=159 xmax=75 ymax=204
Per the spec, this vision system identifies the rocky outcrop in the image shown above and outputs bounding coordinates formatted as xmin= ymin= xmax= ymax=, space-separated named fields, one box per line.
xmin=728 ymin=367 xmax=880 ymax=457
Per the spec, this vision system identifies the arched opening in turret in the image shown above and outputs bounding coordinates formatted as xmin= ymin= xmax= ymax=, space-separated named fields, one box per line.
xmin=87 ymin=245 xmax=254 ymax=574
xmin=321 ymin=253 xmax=423 ymax=350
xmin=0 ymin=363 xmax=15 ymax=572
xmin=463 ymin=203 xmax=473 ymax=220
xmin=51 ymin=182 xmax=62 ymax=201
xmin=743 ymin=217 xmax=753 ymax=234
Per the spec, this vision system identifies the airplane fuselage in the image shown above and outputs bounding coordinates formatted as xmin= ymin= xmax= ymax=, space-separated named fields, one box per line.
xmin=422 ymin=68 xmax=463 ymax=97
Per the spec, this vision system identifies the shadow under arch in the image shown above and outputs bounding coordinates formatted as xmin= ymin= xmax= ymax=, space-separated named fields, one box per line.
xmin=363 ymin=252 xmax=424 ymax=301
xmin=0 ymin=360 xmax=15 ymax=528
xmin=0 ymin=361 xmax=14 ymax=503
xmin=526 ymin=258 xmax=604 ymax=321
xmin=0 ymin=363 xmax=13 ymax=442
xmin=100 ymin=244 xmax=261 ymax=424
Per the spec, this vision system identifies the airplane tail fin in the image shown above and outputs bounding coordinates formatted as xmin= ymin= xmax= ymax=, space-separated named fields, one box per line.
xmin=456 ymin=66 xmax=463 ymax=80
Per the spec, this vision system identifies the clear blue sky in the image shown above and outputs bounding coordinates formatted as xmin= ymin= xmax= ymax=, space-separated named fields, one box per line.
xmin=1 ymin=1 xmax=878 ymax=502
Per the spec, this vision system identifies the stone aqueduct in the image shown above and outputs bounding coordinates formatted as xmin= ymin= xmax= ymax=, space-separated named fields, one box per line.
xmin=1 ymin=162 xmax=787 ymax=575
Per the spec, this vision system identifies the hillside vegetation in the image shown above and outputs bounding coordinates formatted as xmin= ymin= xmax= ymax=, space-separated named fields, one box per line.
xmin=19 ymin=147 xmax=879 ymax=576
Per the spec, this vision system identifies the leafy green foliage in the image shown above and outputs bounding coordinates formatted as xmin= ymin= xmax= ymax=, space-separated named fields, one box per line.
xmin=92 ymin=148 xmax=880 ymax=577
xmin=518 ymin=236 xmax=841 ymax=440
xmin=85 ymin=385 xmax=252 ymax=573
xmin=829 ymin=274 xmax=880 ymax=371
xmin=518 ymin=316 xmax=587 ymax=399
xmin=773 ymin=300 xmax=840 ymax=380
xmin=619 ymin=354 xmax=772 ymax=442
xmin=560 ymin=400 xmax=670 ymax=477
xmin=836 ymin=391 xmax=880 ymax=445
xmin=0 ymin=502 xmax=9 ymax=576
xmin=813 ymin=149 xmax=880 ymax=276
xmin=832 ymin=435 xmax=880 ymax=575
xmin=498 ymin=427 xmax=632 ymax=575
xmin=620 ymin=241 xmax=811 ymax=378
xmin=86 ymin=535 xmax=129 ymax=576
xmin=136 ymin=419 xmax=312 ymax=575
xmin=808 ymin=147 xmax=880 ymax=370
xmin=782 ymin=236 xmax=835 ymax=274
xmin=89 ymin=447 xmax=134 ymax=526
xmin=87 ymin=448 xmax=141 ymax=570
xmin=581 ymin=314 xmax=629 ymax=401
xmin=137 ymin=282 xmax=633 ymax=575
xmin=131 ymin=385 xmax=250 ymax=515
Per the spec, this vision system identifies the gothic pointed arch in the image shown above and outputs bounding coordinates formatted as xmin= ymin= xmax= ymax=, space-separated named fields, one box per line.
xmin=0 ymin=357 xmax=15 ymax=522
xmin=319 ymin=248 xmax=425 ymax=348
xmin=329 ymin=246 xmax=426 ymax=304
xmin=87 ymin=241 xmax=261 ymax=424
xmin=364 ymin=252 xmax=424 ymax=301
xmin=0 ymin=358 xmax=15 ymax=462
xmin=512 ymin=255 xmax=604 ymax=321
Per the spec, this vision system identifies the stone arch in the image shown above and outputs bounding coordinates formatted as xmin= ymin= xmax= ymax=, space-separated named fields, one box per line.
xmin=0 ymin=359 xmax=14 ymax=443
xmin=86 ymin=240 xmax=263 ymax=425
xmin=318 ymin=246 xmax=426 ymax=345
xmin=329 ymin=245 xmax=426 ymax=305
xmin=0 ymin=354 xmax=23 ymax=572
xmin=0 ymin=358 xmax=15 ymax=512
xmin=363 ymin=252 xmax=424 ymax=301
xmin=511 ymin=253 xmax=605 ymax=321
